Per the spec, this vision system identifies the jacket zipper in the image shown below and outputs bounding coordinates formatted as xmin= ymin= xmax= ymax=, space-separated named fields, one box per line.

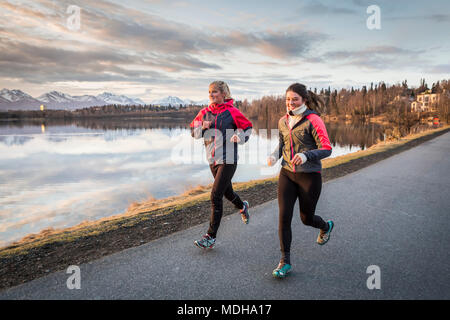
xmin=213 ymin=115 xmax=217 ymax=165
xmin=287 ymin=115 xmax=296 ymax=173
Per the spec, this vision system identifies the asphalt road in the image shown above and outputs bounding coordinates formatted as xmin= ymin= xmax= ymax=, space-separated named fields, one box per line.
xmin=1 ymin=132 xmax=449 ymax=300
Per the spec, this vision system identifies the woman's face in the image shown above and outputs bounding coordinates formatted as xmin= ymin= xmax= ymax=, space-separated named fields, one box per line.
xmin=286 ymin=91 xmax=305 ymax=111
xmin=209 ymin=85 xmax=226 ymax=105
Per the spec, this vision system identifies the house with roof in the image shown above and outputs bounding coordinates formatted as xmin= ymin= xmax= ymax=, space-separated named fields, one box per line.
xmin=411 ymin=90 xmax=440 ymax=112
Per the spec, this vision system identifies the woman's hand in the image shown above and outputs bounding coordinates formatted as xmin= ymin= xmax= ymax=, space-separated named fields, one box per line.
xmin=267 ymin=155 xmax=277 ymax=167
xmin=292 ymin=153 xmax=304 ymax=166
xmin=230 ymin=134 xmax=241 ymax=143
xmin=202 ymin=121 xmax=212 ymax=129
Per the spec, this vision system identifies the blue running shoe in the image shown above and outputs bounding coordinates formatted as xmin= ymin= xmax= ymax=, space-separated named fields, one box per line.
xmin=317 ymin=220 xmax=334 ymax=245
xmin=194 ymin=234 xmax=216 ymax=249
xmin=272 ymin=262 xmax=292 ymax=278
xmin=240 ymin=201 xmax=250 ymax=224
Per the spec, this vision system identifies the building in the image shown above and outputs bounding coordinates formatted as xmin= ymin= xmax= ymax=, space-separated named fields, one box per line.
xmin=411 ymin=90 xmax=440 ymax=112
xmin=393 ymin=95 xmax=415 ymax=104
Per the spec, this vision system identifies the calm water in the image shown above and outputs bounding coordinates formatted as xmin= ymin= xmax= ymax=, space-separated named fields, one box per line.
xmin=0 ymin=118 xmax=385 ymax=247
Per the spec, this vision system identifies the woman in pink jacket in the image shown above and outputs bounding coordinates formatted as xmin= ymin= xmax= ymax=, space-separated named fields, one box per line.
xmin=190 ymin=81 xmax=253 ymax=249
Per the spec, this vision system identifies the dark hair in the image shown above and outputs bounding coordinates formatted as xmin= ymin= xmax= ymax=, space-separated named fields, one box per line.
xmin=286 ymin=83 xmax=325 ymax=115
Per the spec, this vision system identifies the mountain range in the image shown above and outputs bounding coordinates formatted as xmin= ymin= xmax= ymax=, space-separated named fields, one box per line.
xmin=150 ymin=96 xmax=209 ymax=107
xmin=0 ymin=89 xmax=209 ymax=111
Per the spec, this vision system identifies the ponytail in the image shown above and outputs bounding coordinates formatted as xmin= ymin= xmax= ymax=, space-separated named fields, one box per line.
xmin=306 ymin=90 xmax=326 ymax=116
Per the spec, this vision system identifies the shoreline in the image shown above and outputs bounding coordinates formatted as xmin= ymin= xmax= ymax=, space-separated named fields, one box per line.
xmin=0 ymin=124 xmax=449 ymax=290
xmin=0 ymin=108 xmax=202 ymax=120
xmin=322 ymin=114 xmax=391 ymax=125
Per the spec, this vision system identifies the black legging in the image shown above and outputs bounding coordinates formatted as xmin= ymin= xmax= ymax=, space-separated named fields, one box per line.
xmin=207 ymin=164 xmax=244 ymax=238
xmin=278 ymin=168 xmax=328 ymax=264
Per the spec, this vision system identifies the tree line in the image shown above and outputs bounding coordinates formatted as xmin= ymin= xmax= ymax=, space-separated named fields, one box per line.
xmin=1 ymin=79 xmax=449 ymax=125
xmin=0 ymin=104 xmax=203 ymax=119
xmin=238 ymin=79 xmax=450 ymax=125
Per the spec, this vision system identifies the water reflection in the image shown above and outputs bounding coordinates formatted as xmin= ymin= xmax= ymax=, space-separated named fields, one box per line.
xmin=0 ymin=117 xmax=434 ymax=247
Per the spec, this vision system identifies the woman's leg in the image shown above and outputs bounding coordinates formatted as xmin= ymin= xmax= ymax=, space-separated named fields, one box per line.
xmin=277 ymin=168 xmax=299 ymax=265
xmin=296 ymin=172 xmax=328 ymax=230
xmin=210 ymin=163 xmax=243 ymax=209
xmin=223 ymin=166 xmax=244 ymax=209
xmin=207 ymin=164 xmax=238 ymax=238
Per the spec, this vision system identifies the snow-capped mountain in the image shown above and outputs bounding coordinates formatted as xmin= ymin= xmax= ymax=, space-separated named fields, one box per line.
xmin=38 ymin=91 xmax=78 ymax=103
xmin=0 ymin=89 xmax=209 ymax=111
xmin=0 ymin=89 xmax=146 ymax=111
xmin=97 ymin=92 xmax=145 ymax=105
xmin=193 ymin=99 xmax=210 ymax=106
xmin=184 ymin=99 xmax=209 ymax=106
xmin=38 ymin=91 xmax=144 ymax=106
xmin=151 ymin=96 xmax=186 ymax=107
xmin=151 ymin=96 xmax=210 ymax=107
xmin=73 ymin=95 xmax=101 ymax=103
xmin=35 ymin=91 xmax=109 ymax=109
xmin=0 ymin=89 xmax=40 ymax=103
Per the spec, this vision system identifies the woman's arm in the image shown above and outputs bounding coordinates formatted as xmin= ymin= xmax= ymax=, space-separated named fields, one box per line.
xmin=229 ymin=108 xmax=252 ymax=144
xmin=190 ymin=109 xmax=207 ymax=139
xmin=268 ymin=131 xmax=284 ymax=166
xmin=303 ymin=114 xmax=332 ymax=161
xmin=271 ymin=131 xmax=284 ymax=160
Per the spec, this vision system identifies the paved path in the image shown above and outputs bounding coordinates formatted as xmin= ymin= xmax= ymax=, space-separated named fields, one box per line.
xmin=1 ymin=132 xmax=450 ymax=299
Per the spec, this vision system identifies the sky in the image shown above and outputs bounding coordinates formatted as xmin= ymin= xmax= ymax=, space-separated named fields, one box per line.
xmin=0 ymin=0 xmax=449 ymax=103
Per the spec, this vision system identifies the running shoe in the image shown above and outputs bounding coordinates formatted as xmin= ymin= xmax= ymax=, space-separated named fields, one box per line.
xmin=240 ymin=201 xmax=250 ymax=224
xmin=317 ymin=220 xmax=334 ymax=245
xmin=194 ymin=234 xmax=216 ymax=249
xmin=272 ymin=262 xmax=292 ymax=278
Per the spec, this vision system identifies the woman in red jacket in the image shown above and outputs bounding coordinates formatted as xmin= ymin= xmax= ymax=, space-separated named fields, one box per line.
xmin=190 ymin=81 xmax=253 ymax=249
xmin=268 ymin=83 xmax=334 ymax=278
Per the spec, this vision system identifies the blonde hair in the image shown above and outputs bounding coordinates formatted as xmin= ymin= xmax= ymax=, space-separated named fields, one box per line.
xmin=209 ymin=81 xmax=232 ymax=100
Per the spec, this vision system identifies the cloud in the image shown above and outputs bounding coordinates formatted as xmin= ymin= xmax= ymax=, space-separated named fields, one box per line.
xmin=300 ymin=1 xmax=357 ymax=15
xmin=3 ymin=0 xmax=445 ymax=99
xmin=83 ymin=3 xmax=326 ymax=59
xmin=0 ymin=0 xmax=223 ymax=83
xmin=324 ymin=45 xmax=423 ymax=58
xmin=385 ymin=13 xmax=450 ymax=23
xmin=427 ymin=14 xmax=450 ymax=22
xmin=0 ymin=0 xmax=328 ymax=86
xmin=208 ymin=29 xmax=329 ymax=60
xmin=0 ymin=39 xmax=222 ymax=83
xmin=321 ymin=46 xmax=428 ymax=70
xmin=427 ymin=64 xmax=450 ymax=74
xmin=352 ymin=0 xmax=371 ymax=7
xmin=306 ymin=74 xmax=333 ymax=79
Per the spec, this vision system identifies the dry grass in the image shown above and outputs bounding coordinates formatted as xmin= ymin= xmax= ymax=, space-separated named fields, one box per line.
xmin=322 ymin=124 xmax=449 ymax=168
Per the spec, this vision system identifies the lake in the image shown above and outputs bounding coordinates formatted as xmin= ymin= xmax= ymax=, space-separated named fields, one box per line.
xmin=0 ymin=117 xmax=387 ymax=247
